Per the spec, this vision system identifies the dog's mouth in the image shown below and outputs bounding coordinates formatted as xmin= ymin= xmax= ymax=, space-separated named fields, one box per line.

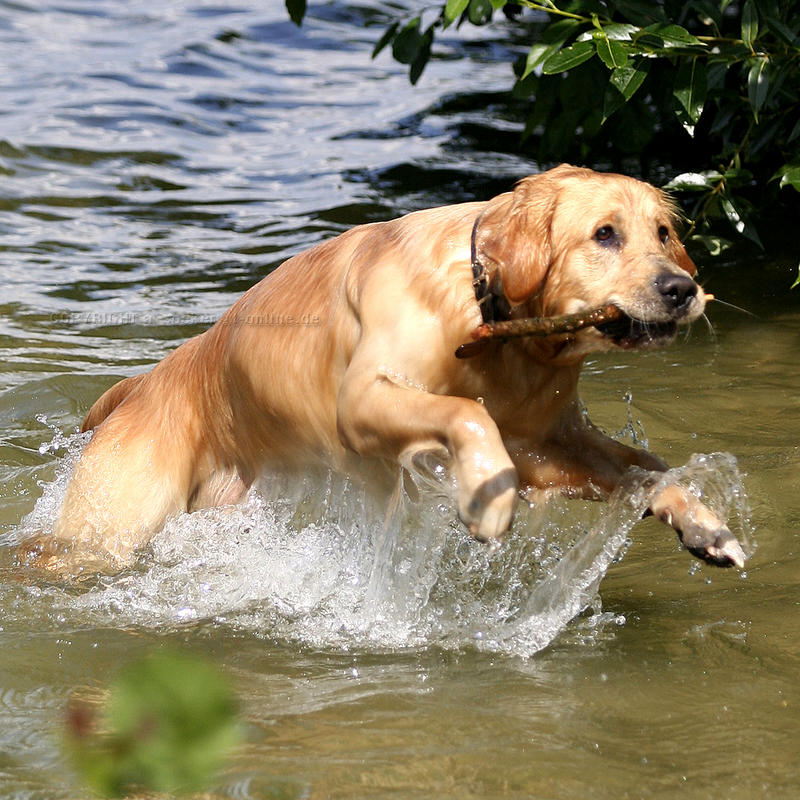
xmin=595 ymin=310 xmax=678 ymax=349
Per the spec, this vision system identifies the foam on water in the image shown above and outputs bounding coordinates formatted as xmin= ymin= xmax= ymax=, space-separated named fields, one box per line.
xmin=8 ymin=429 xmax=753 ymax=657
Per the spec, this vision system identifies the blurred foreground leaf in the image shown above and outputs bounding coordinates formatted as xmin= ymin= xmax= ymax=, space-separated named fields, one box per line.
xmin=65 ymin=650 xmax=241 ymax=797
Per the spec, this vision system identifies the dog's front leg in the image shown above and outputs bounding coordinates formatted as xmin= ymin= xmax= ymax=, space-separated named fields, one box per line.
xmin=513 ymin=424 xmax=745 ymax=567
xmin=337 ymin=373 xmax=518 ymax=541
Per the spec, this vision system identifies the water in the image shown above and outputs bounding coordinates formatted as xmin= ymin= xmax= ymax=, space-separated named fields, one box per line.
xmin=0 ymin=1 xmax=799 ymax=797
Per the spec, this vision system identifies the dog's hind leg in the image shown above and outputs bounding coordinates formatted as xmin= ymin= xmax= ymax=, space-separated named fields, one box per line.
xmin=20 ymin=406 xmax=194 ymax=574
xmin=81 ymin=373 xmax=148 ymax=433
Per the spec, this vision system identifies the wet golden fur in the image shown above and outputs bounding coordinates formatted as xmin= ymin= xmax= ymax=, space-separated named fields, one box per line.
xmin=26 ymin=165 xmax=744 ymax=571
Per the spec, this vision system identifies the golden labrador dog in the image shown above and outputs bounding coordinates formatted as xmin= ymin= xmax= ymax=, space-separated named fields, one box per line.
xmin=27 ymin=164 xmax=745 ymax=571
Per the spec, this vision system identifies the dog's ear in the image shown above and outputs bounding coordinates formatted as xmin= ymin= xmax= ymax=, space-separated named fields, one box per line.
xmin=667 ymin=237 xmax=698 ymax=277
xmin=659 ymin=188 xmax=698 ymax=277
xmin=473 ymin=174 xmax=558 ymax=305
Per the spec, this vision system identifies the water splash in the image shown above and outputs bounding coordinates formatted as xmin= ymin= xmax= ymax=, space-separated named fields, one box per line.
xmin=35 ymin=414 xmax=81 ymax=456
xmin=610 ymin=391 xmax=649 ymax=449
xmin=7 ymin=431 xmax=753 ymax=658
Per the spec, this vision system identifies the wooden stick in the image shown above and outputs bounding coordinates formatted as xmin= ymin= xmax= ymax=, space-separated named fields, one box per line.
xmin=454 ymin=294 xmax=714 ymax=359
xmin=455 ymin=305 xmax=624 ymax=359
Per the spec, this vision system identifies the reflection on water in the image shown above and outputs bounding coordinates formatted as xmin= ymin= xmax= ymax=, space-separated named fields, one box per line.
xmin=0 ymin=1 xmax=798 ymax=798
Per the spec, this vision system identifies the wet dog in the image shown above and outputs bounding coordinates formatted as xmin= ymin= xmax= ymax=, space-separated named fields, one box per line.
xmin=27 ymin=165 xmax=745 ymax=571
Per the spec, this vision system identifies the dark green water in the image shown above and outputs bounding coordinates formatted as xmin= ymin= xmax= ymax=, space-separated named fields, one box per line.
xmin=1 ymin=2 xmax=799 ymax=798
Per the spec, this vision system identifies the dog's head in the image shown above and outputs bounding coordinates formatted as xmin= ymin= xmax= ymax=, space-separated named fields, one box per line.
xmin=473 ymin=164 xmax=705 ymax=358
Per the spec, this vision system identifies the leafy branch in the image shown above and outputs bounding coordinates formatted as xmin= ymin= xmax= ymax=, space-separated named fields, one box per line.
xmin=288 ymin=0 xmax=800 ymax=276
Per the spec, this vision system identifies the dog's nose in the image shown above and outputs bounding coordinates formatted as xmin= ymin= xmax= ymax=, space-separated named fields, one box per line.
xmin=654 ymin=273 xmax=698 ymax=312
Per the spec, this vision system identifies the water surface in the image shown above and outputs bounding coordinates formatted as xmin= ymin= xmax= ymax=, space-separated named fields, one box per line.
xmin=1 ymin=2 xmax=799 ymax=797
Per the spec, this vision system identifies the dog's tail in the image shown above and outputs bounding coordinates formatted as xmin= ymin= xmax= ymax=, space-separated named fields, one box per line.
xmin=81 ymin=373 xmax=148 ymax=432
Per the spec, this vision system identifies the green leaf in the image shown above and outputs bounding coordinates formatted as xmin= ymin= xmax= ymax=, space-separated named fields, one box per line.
xmin=636 ymin=23 xmax=705 ymax=49
xmin=523 ymin=75 xmax=556 ymax=135
xmin=719 ymin=194 xmax=763 ymax=248
xmin=764 ymin=14 xmax=799 ymax=47
xmin=409 ymin=25 xmax=434 ymax=85
xmin=610 ymin=59 xmax=649 ymax=100
xmin=664 ymin=171 xmax=722 ymax=191
xmin=776 ymin=165 xmax=800 ymax=191
xmin=285 ymin=0 xmax=306 ymax=27
xmin=521 ymin=43 xmax=553 ymax=79
xmin=602 ymin=23 xmax=638 ymax=42
xmin=444 ymin=0 xmax=470 ymax=26
xmin=602 ymin=60 xmax=649 ymax=122
xmin=372 ymin=21 xmax=399 ymax=59
xmin=595 ymin=34 xmax=629 ymax=70
xmin=468 ymin=0 xmax=493 ymax=25
xmin=723 ymin=167 xmax=754 ymax=188
xmin=522 ymin=18 xmax=581 ymax=79
xmin=541 ymin=40 xmax=596 ymax=75
xmin=542 ymin=18 xmax=581 ymax=45
xmin=67 ymin=651 xmax=241 ymax=797
xmin=689 ymin=233 xmax=733 ymax=257
xmin=705 ymin=60 xmax=729 ymax=92
xmin=602 ymin=82 xmax=626 ymax=122
xmin=392 ymin=17 xmax=423 ymax=65
xmin=673 ymin=58 xmax=707 ymax=134
xmin=747 ymin=57 xmax=770 ymax=121
xmin=742 ymin=0 xmax=758 ymax=49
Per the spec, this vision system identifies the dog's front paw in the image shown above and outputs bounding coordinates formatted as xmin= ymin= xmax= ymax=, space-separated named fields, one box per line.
xmin=458 ymin=467 xmax=518 ymax=543
xmin=677 ymin=520 xmax=746 ymax=569
xmin=650 ymin=484 xmax=746 ymax=568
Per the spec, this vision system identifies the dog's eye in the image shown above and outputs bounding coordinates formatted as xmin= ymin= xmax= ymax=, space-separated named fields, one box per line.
xmin=658 ymin=225 xmax=670 ymax=244
xmin=594 ymin=225 xmax=615 ymax=244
